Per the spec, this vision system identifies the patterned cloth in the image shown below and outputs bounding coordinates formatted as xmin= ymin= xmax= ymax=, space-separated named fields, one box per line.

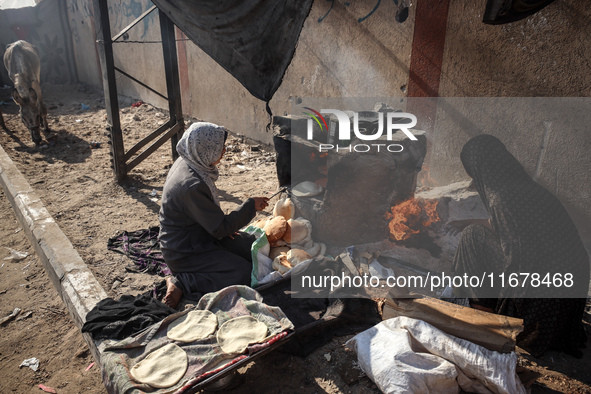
xmin=453 ymin=134 xmax=589 ymax=357
xmin=107 ymin=227 xmax=170 ymax=276
xmin=176 ymin=122 xmax=227 ymax=206
xmin=101 ymin=285 xmax=294 ymax=394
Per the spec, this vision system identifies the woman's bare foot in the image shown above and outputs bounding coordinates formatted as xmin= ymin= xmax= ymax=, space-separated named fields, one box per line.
xmin=163 ymin=277 xmax=182 ymax=309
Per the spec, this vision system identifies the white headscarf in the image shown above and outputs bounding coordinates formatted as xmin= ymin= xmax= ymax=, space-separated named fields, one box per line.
xmin=176 ymin=122 xmax=226 ymax=206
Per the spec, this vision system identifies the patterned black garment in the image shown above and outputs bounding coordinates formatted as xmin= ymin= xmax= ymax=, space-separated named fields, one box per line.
xmin=107 ymin=227 xmax=171 ymax=276
xmin=453 ymin=134 xmax=589 ymax=357
xmin=82 ymin=281 xmax=174 ymax=340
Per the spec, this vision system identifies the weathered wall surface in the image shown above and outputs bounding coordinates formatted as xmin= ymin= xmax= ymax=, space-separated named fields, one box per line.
xmin=66 ymin=0 xmax=168 ymax=108
xmin=427 ymin=0 xmax=591 ymax=247
xmin=105 ymin=0 xmax=168 ymax=109
xmin=426 ymin=98 xmax=591 ymax=246
xmin=67 ymin=0 xmax=102 ymax=87
xmin=439 ymin=1 xmax=590 ymax=98
xmin=177 ymin=1 xmax=416 ymax=144
xmin=0 ymin=0 xmax=78 ymax=86
xmin=64 ymin=0 xmax=591 ymax=245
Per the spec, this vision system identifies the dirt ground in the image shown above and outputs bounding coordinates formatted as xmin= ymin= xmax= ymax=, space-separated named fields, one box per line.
xmin=0 ymin=83 xmax=590 ymax=393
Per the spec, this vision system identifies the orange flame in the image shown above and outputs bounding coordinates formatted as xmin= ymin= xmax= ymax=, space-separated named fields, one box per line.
xmin=386 ymin=198 xmax=440 ymax=241
xmin=309 ymin=152 xmax=328 ymax=162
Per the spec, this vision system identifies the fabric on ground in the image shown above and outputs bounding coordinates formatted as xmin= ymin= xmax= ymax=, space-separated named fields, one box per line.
xmin=82 ymin=283 xmax=176 ymax=340
xmin=107 ymin=227 xmax=170 ymax=276
xmin=149 ymin=0 xmax=313 ymax=102
xmin=346 ymin=316 xmax=526 ymax=394
xmin=101 ymin=285 xmax=294 ymax=394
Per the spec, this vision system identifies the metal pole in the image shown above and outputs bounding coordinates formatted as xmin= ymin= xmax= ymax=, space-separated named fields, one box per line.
xmin=93 ymin=0 xmax=127 ymax=181
xmin=159 ymin=10 xmax=184 ymax=161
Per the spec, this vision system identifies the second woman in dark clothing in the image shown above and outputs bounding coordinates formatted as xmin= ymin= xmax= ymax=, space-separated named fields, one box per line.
xmin=158 ymin=122 xmax=269 ymax=308
xmin=449 ymin=134 xmax=589 ymax=357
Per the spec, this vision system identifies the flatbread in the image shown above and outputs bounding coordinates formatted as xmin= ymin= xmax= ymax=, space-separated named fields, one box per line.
xmin=217 ymin=316 xmax=268 ymax=354
xmin=292 ymin=181 xmax=323 ymax=197
xmin=167 ymin=310 xmax=218 ymax=342
xmin=130 ymin=343 xmax=188 ymax=388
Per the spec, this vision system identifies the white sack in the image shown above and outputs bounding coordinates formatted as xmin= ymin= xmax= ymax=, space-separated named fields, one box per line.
xmin=345 ymin=316 xmax=526 ymax=394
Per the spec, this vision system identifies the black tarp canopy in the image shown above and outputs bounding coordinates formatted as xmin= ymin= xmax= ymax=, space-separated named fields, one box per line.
xmin=151 ymin=0 xmax=313 ymax=102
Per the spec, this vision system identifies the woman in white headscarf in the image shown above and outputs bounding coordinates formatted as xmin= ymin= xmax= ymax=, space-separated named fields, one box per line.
xmin=159 ymin=122 xmax=269 ymax=308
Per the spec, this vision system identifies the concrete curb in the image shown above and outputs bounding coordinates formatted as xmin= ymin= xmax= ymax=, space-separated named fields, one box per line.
xmin=0 ymin=143 xmax=106 ymax=364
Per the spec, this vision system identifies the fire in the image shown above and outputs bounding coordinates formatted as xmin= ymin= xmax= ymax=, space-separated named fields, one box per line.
xmin=386 ymin=198 xmax=440 ymax=241
xmin=309 ymin=152 xmax=328 ymax=162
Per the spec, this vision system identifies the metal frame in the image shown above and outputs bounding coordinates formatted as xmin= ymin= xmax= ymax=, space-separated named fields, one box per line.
xmin=93 ymin=0 xmax=184 ymax=181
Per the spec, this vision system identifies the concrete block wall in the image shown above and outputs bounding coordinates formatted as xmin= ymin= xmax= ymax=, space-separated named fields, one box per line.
xmin=67 ymin=0 xmax=102 ymax=87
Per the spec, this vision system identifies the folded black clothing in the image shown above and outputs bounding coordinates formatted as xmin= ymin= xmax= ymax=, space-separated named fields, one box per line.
xmin=82 ymin=284 xmax=175 ymax=340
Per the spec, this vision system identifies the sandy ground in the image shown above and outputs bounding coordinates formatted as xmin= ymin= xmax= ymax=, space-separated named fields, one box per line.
xmin=0 ymin=83 xmax=590 ymax=393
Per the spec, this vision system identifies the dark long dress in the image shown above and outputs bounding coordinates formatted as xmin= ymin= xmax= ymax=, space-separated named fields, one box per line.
xmin=158 ymin=158 xmax=256 ymax=301
xmin=453 ymin=135 xmax=589 ymax=357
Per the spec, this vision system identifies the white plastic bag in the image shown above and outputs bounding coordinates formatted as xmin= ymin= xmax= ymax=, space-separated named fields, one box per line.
xmin=243 ymin=225 xmax=315 ymax=287
xmin=345 ymin=317 xmax=526 ymax=394
xmin=242 ymin=226 xmax=273 ymax=287
xmin=256 ymin=256 xmax=313 ymax=286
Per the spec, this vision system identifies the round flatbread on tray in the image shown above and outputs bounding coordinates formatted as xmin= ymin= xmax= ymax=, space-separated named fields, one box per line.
xmin=167 ymin=310 xmax=218 ymax=342
xmin=130 ymin=343 xmax=188 ymax=388
xmin=216 ymin=316 xmax=268 ymax=354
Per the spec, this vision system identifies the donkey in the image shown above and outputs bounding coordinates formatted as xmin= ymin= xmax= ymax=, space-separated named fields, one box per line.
xmin=3 ymin=40 xmax=49 ymax=145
